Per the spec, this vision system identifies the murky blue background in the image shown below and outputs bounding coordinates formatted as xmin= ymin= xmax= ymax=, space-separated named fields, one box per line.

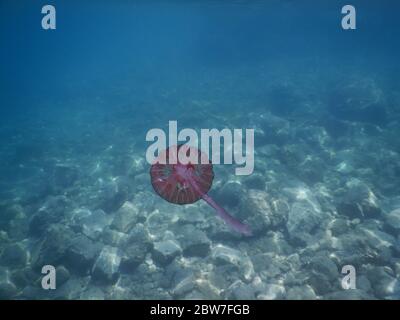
xmin=0 ymin=0 xmax=399 ymax=300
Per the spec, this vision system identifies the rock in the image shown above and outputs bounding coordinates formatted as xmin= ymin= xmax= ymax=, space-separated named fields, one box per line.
xmin=32 ymin=224 xmax=77 ymax=270
xmin=211 ymin=245 xmax=254 ymax=281
xmin=309 ymin=255 xmax=339 ymax=282
xmin=111 ymin=201 xmax=140 ymax=233
xmin=92 ymin=246 xmax=122 ymax=284
xmin=178 ymin=206 xmax=206 ymax=225
xmin=29 ymin=196 xmax=71 ymax=237
xmin=97 ymin=177 xmax=130 ymax=213
xmin=335 ymin=161 xmax=354 ymax=174
xmin=297 ymin=155 xmax=326 ymax=184
xmin=53 ymin=164 xmax=79 ymax=188
xmin=337 ymin=179 xmax=381 ymax=219
xmin=7 ymin=216 xmax=30 ymax=240
xmin=216 ymin=181 xmax=246 ymax=208
xmin=10 ymin=267 xmax=39 ymax=288
xmin=183 ymin=289 xmax=207 ymax=300
xmin=63 ymin=234 xmax=102 ymax=275
xmin=239 ymin=190 xmax=271 ymax=235
xmin=80 ymin=286 xmax=105 ymax=300
xmin=251 ymin=253 xmax=289 ymax=280
xmin=120 ymin=224 xmax=152 ymax=272
xmin=306 ymin=253 xmax=340 ymax=295
xmin=195 ymin=278 xmax=221 ymax=300
xmin=279 ymin=144 xmax=307 ymax=170
xmin=0 ymin=280 xmax=18 ymax=299
xmin=240 ymin=190 xmax=287 ymax=235
xmin=171 ymin=275 xmax=196 ymax=297
xmin=70 ymin=208 xmax=111 ymax=239
xmin=109 ymin=278 xmax=135 ymax=299
xmin=133 ymin=173 xmax=149 ymax=192
xmin=101 ymin=227 xmax=128 ymax=247
xmin=20 ymin=285 xmax=46 ymax=300
xmin=357 ymin=275 xmax=372 ymax=293
xmin=324 ymin=289 xmax=374 ymax=300
xmin=333 ymin=230 xmax=375 ymax=266
xmin=166 ymin=260 xmax=195 ymax=294
xmin=178 ymin=225 xmax=210 ymax=257
xmin=394 ymin=260 xmax=400 ymax=276
xmin=256 ymin=283 xmax=285 ymax=300
xmin=329 ymin=218 xmax=351 ymax=236
xmin=212 ymin=245 xmax=241 ymax=265
xmin=56 ymin=266 xmax=70 ymax=287
xmin=0 ymin=231 xmax=9 ymax=243
xmin=127 ymin=155 xmax=146 ymax=177
xmin=368 ymin=266 xmax=398 ymax=298
xmin=226 ymin=280 xmax=255 ymax=299
xmin=286 ymin=198 xmax=330 ymax=246
xmin=152 ymin=240 xmax=182 ymax=266
xmin=49 ymin=276 xmax=91 ymax=299
xmin=120 ymin=245 xmax=148 ymax=273
xmin=360 ymin=226 xmax=397 ymax=263
xmin=131 ymin=191 xmax=156 ymax=215
xmin=252 ymin=231 xmax=293 ymax=256
xmin=286 ymin=285 xmax=317 ymax=299
xmin=385 ymin=208 xmax=400 ymax=233
xmin=0 ymin=203 xmax=23 ymax=229
xmin=307 ymin=272 xmax=334 ymax=297
xmin=243 ymin=174 xmax=266 ymax=190
xmin=0 ymin=243 xmax=28 ymax=268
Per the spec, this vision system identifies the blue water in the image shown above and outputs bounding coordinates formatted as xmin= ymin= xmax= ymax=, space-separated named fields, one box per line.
xmin=0 ymin=0 xmax=399 ymax=300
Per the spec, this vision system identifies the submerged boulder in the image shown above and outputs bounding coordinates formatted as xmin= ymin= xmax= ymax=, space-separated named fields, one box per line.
xmin=152 ymin=240 xmax=182 ymax=266
xmin=56 ymin=265 xmax=70 ymax=287
xmin=0 ymin=243 xmax=28 ymax=268
xmin=97 ymin=177 xmax=130 ymax=213
xmin=92 ymin=246 xmax=122 ymax=284
xmin=63 ymin=234 xmax=102 ymax=275
xmin=111 ymin=201 xmax=140 ymax=233
xmin=337 ymin=179 xmax=381 ymax=219
xmin=240 ymin=190 xmax=288 ymax=235
xmin=70 ymin=208 xmax=111 ymax=239
xmin=32 ymin=224 xmax=76 ymax=270
xmin=211 ymin=245 xmax=254 ymax=281
xmin=177 ymin=225 xmax=211 ymax=258
xmin=0 ymin=267 xmax=18 ymax=299
xmin=216 ymin=181 xmax=246 ymax=208
xmin=324 ymin=289 xmax=374 ymax=300
xmin=120 ymin=224 xmax=152 ymax=272
xmin=307 ymin=254 xmax=340 ymax=295
xmin=29 ymin=196 xmax=71 ymax=237
xmin=0 ymin=280 xmax=18 ymax=300
xmin=225 ymin=280 xmax=255 ymax=299
xmin=384 ymin=208 xmax=400 ymax=233
xmin=286 ymin=199 xmax=329 ymax=246
xmin=0 ymin=203 xmax=23 ymax=230
xmin=367 ymin=266 xmax=398 ymax=298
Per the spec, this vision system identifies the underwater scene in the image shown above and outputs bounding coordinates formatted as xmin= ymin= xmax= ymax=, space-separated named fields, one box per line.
xmin=0 ymin=0 xmax=400 ymax=300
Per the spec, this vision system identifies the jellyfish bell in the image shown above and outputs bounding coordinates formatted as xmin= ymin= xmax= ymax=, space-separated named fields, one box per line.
xmin=150 ymin=145 xmax=213 ymax=205
xmin=150 ymin=145 xmax=252 ymax=236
